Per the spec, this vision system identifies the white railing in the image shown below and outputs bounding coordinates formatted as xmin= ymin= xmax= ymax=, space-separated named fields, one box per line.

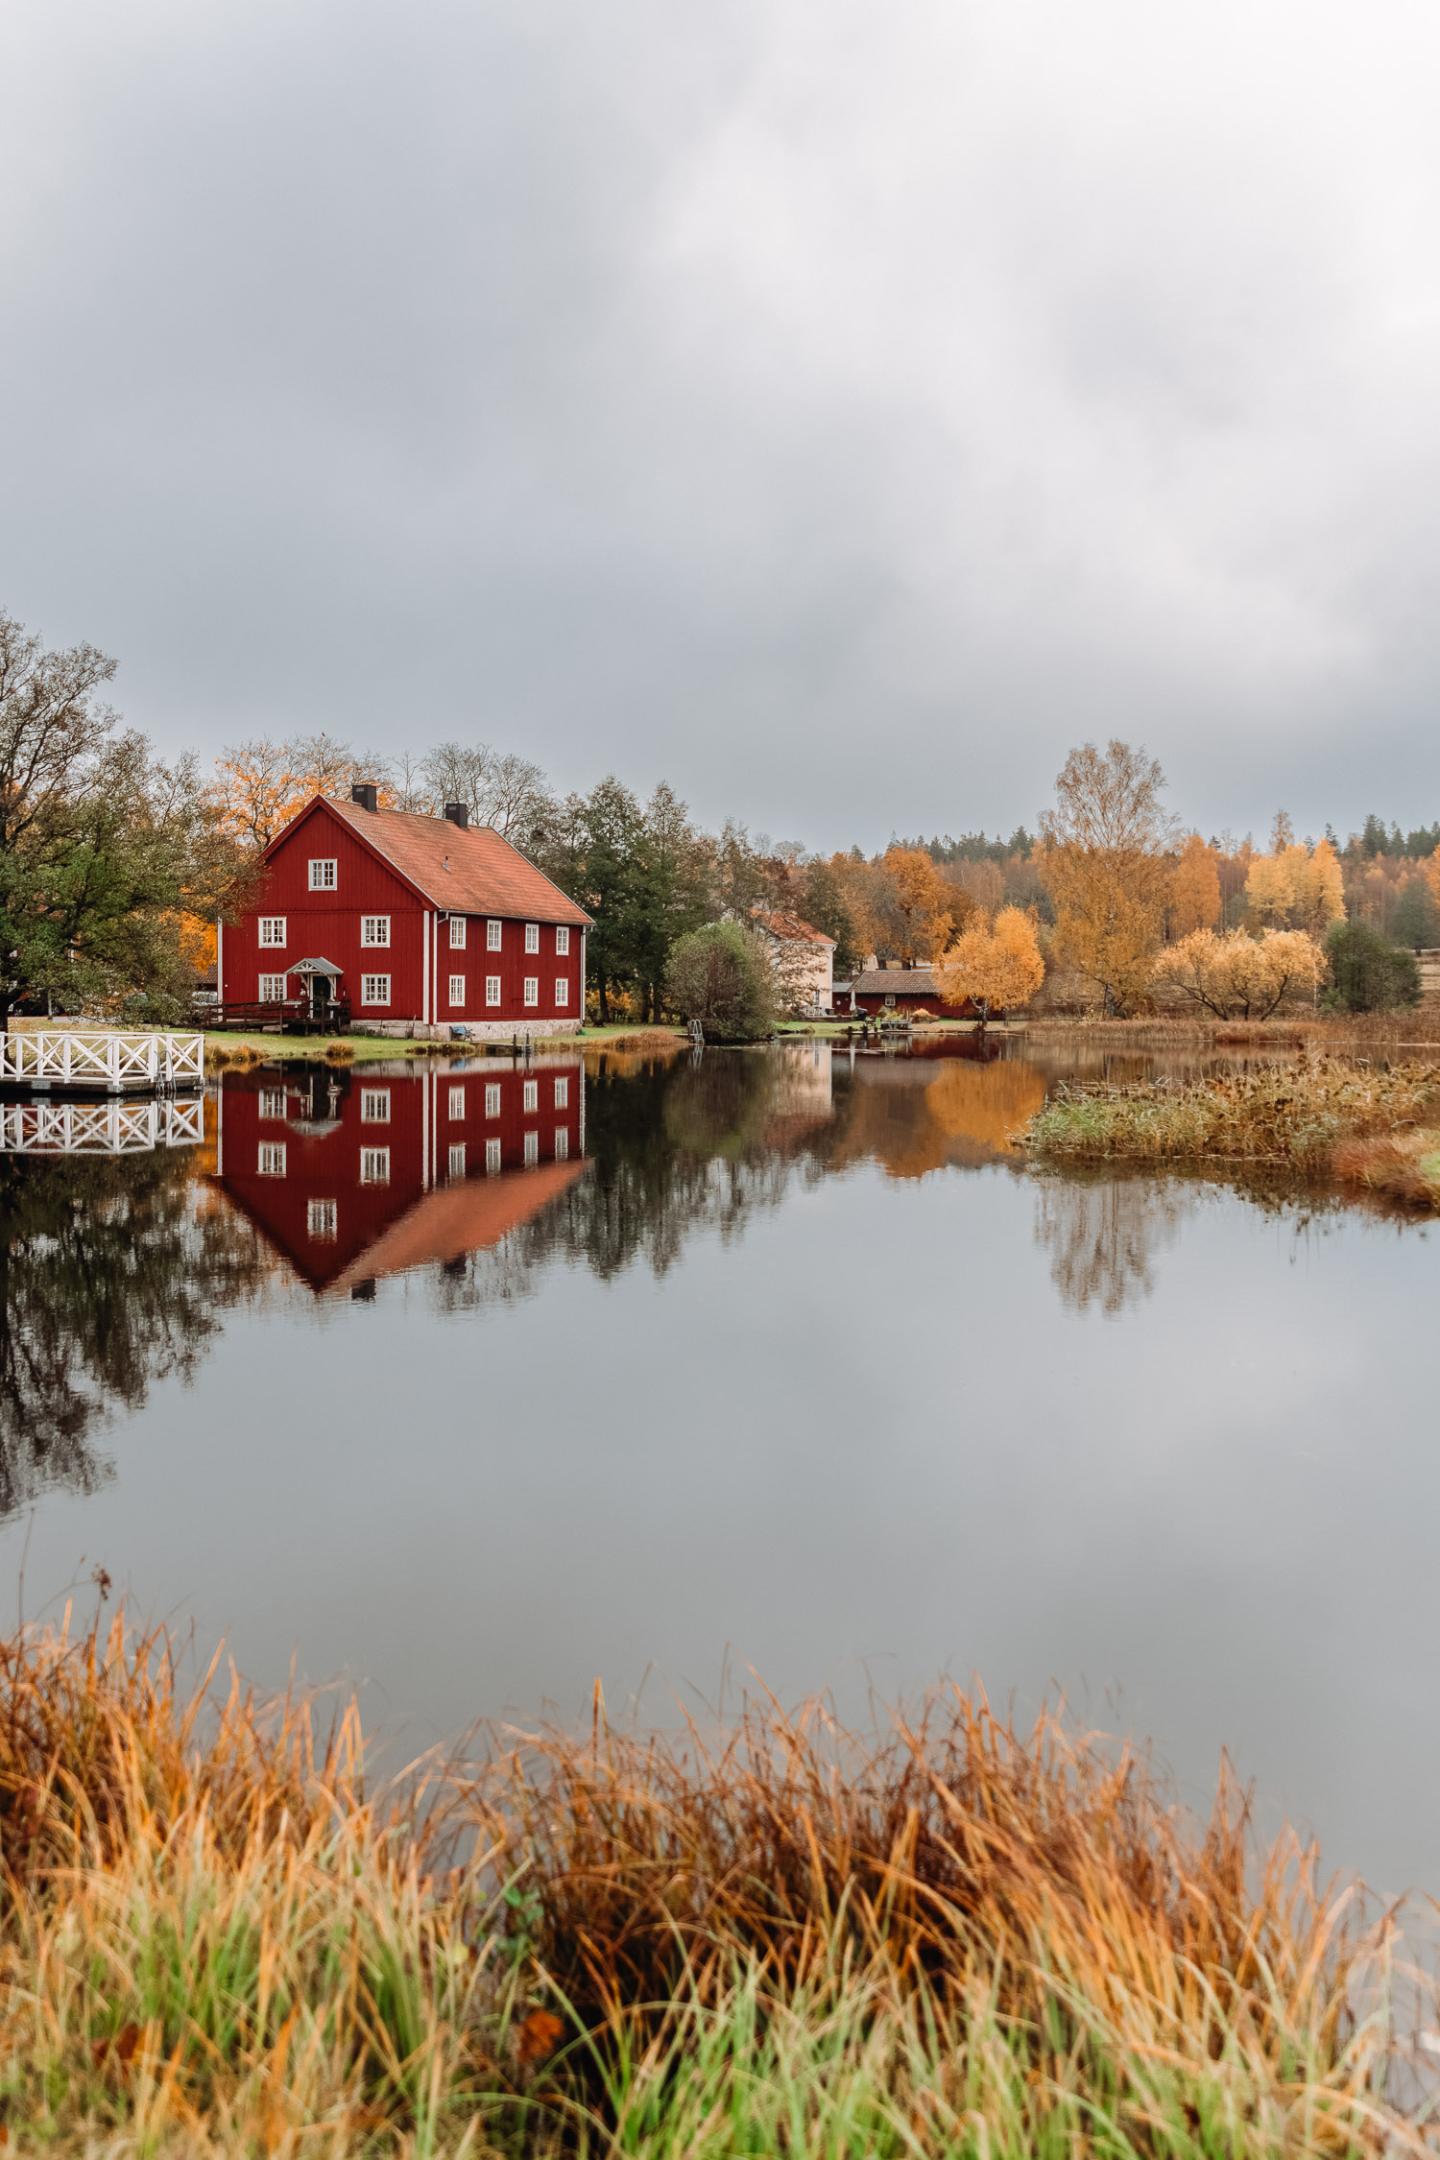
xmin=0 ymin=1029 xmax=206 ymax=1094
xmin=0 ymin=1097 xmax=206 ymax=1154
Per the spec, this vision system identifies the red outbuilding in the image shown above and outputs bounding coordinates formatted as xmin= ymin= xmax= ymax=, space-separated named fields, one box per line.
xmin=218 ymin=787 xmax=591 ymax=1037
xmin=850 ymin=967 xmax=977 ymax=1021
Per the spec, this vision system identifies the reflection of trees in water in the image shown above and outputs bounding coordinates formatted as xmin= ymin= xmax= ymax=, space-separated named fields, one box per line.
xmin=0 ymin=1149 xmax=271 ymax=1518
xmin=1032 ymin=1174 xmax=1195 ymax=1316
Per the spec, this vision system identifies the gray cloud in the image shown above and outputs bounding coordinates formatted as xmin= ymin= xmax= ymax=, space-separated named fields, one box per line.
xmin=3 ymin=0 xmax=1439 ymax=849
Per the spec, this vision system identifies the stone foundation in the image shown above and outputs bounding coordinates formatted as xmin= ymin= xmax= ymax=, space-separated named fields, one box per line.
xmin=351 ymin=1018 xmax=582 ymax=1042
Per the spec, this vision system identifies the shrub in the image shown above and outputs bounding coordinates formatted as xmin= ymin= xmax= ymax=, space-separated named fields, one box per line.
xmin=664 ymin=921 xmax=777 ymax=1042
xmin=1325 ymin=921 xmax=1421 ymax=1011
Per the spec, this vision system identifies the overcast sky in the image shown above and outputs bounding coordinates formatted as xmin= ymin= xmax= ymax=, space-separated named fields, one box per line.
xmin=3 ymin=2 xmax=1439 ymax=851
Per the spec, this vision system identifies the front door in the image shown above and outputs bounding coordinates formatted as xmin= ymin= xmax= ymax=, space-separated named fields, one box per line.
xmin=309 ymin=974 xmax=333 ymax=1021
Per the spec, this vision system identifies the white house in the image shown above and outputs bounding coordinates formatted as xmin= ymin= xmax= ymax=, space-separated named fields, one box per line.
xmin=751 ymin=908 xmax=837 ymax=1013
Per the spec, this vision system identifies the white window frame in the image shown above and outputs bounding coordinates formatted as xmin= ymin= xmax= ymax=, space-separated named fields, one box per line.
xmin=486 ymin=919 xmax=502 ymax=951
xmin=484 ymin=1083 xmax=501 ymax=1117
xmin=523 ymin=977 xmax=538 ymax=1008
xmin=555 ymin=1127 xmax=569 ymax=1161
xmin=360 ymin=915 xmax=391 ymax=948
xmin=359 ymin=1146 xmax=391 ymax=1185
xmin=308 ymin=858 xmax=337 ymax=891
xmin=447 ymin=1142 xmax=466 ymax=1179
xmin=524 ymin=922 xmax=540 ymax=953
xmin=259 ymin=973 xmax=286 ymax=1003
xmin=258 ymin=916 xmax=286 ymax=948
xmin=257 ymin=1141 xmax=287 ymax=1177
xmin=523 ymin=1130 xmax=539 ymax=1167
xmin=360 ymin=1087 xmax=390 ymax=1123
xmin=360 ymin=974 xmax=391 ymax=1007
xmin=449 ymin=974 xmax=466 ymax=1008
xmin=259 ymin=1087 xmax=287 ymax=1120
xmin=450 ymin=916 xmax=467 ymax=949
xmin=523 ymin=1078 xmax=539 ymax=1113
xmin=555 ymin=925 xmax=570 ymax=955
xmin=554 ymin=977 xmax=569 ymax=1006
xmin=307 ymin=1198 xmax=337 ymax=1240
xmin=449 ymin=1085 xmax=465 ymax=1119
xmin=553 ymin=1076 xmax=569 ymax=1109
xmin=485 ymin=1138 xmax=501 ymax=1175
xmin=486 ymin=976 xmax=501 ymax=1007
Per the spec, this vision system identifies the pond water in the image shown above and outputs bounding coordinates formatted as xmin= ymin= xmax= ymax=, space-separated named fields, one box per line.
xmin=1 ymin=1038 xmax=1435 ymax=1895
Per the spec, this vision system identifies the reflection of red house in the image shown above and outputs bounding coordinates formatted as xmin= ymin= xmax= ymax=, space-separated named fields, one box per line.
xmin=213 ymin=1059 xmax=584 ymax=1293
xmin=851 ymin=968 xmax=976 ymax=1020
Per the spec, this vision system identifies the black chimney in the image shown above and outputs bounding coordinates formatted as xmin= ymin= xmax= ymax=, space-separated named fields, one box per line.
xmin=351 ymin=782 xmax=379 ymax=813
xmin=444 ymin=801 xmax=469 ymax=829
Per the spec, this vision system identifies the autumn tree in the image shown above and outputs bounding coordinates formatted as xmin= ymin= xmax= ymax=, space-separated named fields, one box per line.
xmin=212 ymin=732 xmax=391 ymax=848
xmin=1038 ymin=740 xmax=1176 ymax=1014
xmin=1245 ymin=836 xmax=1345 ymax=936
xmin=1153 ymin=928 xmax=1325 ymax=1019
xmin=936 ymin=906 xmax=1045 ymax=1027
xmin=871 ymin=845 xmax=957 ymax=965
xmin=1171 ymin=833 xmax=1222 ymax=935
xmin=0 ymin=612 xmax=244 ymax=1026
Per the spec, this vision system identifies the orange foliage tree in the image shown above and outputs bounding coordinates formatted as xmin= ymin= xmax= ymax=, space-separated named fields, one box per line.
xmin=1170 ymin=834 xmax=1222 ymax=935
xmin=1245 ymin=837 xmax=1345 ymax=936
xmin=212 ymin=734 xmax=392 ymax=850
xmin=936 ymin=906 xmax=1045 ymax=1026
xmin=1039 ymin=741 xmax=1176 ymax=1014
xmin=871 ymin=846 xmax=958 ymax=966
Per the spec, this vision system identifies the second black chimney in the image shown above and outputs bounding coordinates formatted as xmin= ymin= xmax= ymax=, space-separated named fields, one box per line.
xmin=351 ymin=782 xmax=379 ymax=813
xmin=443 ymin=802 xmax=469 ymax=829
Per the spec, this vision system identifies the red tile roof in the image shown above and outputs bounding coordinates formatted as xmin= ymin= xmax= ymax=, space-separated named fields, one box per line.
xmin=314 ymin=797 xmax=592 ymax=925
xmin=752 ymin=908 xmax=836 ymax=947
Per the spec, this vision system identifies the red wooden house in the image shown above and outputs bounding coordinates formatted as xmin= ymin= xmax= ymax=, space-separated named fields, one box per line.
xmin=850 ymin=967 xmax=976 ymax=1020
xmin=218 ymin=787 xmax=591 ymax=1037
xmin=213 ymin=1057 xmax=585 ymax=1294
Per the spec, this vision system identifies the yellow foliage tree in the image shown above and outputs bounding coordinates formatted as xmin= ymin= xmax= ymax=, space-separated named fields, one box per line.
xmin=1170 ymin=833 xmax=1222 ymax=935
xmin=212 ymin=734 xmax=393 ymax=850
xmin=1153 ymin=928 xmax=1325 ymax=1019
xmin=1245 ymin=837 xmax=1345 ymax=936
xmin=873 ymin=846 xmax=957 ymax=966
xmin=936 ymin=906 xmax=1045 ymax=1025
xmin=1039 ymin=740 xmax=1176 ymax=1014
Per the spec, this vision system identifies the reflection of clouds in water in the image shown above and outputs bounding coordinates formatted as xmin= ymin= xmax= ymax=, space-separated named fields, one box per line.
xmin=1033 ymin=1176 xmax=1195 ymax=1317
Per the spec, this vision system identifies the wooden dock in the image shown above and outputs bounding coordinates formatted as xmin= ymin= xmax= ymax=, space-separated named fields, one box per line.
xmin=0 ymin=1029 xmax=206 ymax=1097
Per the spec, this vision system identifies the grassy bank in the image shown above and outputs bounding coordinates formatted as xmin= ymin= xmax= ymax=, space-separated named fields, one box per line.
xmin=0 ymin=1615 xmax=1423 ymax=2156
xmin=1026 ymin=1011 xmax=1440 ymax=1052
xmin=205 ymin=1025 xmax=685 ymax=1069
xmin=1024 ymin=1055 xmax=1440 ymax=1205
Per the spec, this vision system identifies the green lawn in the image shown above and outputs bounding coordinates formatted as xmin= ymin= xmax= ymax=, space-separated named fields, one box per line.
xmin=205 ymin=1022 xmax=686 ymax=1065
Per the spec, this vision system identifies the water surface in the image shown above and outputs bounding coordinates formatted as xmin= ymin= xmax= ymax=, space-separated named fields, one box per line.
xmin=2 ymin=1039 xmax=1434 ymax=1893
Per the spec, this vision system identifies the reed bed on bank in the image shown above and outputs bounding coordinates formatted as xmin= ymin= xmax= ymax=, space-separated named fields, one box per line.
xmin=1024 ymin=1054 xmax=1440 ymax=1192
xmin=0 ymin=1615 xmax=1428 ymax=2156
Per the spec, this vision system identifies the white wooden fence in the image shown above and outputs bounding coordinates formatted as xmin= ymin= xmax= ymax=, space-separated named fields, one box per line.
xmin=0 ymin=1097 xmax=206 ymax=1154
xmin=0 ymin=1030 xmax=206 ymax=1094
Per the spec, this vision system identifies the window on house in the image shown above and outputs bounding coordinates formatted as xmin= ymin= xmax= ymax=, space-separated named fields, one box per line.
xmin=308 ymin=859 xmax=337 ymax=890
xmin=523 ymin=1079 xmax=538 ymax=1113
xmin=486 ymin=976 xmax=501 ymax=1006
xmin=257 ymin=1141 xmax=287 ymax=1177
xmin=259 ymin=973 xmax=286 ymax=1003
xmin=449 ymin=1086 xmax=465 ymax=1119
xmin=259 ymin=1087 xmax=287 ymax=1120
xmin=484 ymin=1083 xmax=501 ymax=1117
xmin=555 ymin=926 xmax=570 ymax=955
xmin=523 ymin=1130 xmax=539 ymax=1166
xmin=449 ymin=974 xmax=465 ymax=1008
xmin=259 ymin=916 xmax=286 ymax=947
xmin=485 ymin=1138 xmax=501 ymax=1175
xmin=360 ymin=1087 xmax=390 ymax=1122
xmin=553 ymin=1076 xmax=569 ymax=1109
xmin=523 ymin=977 xmax=538 ymax=1007
xmin=450 ymin=917 xmax=467 ymax=948
xmin=554 ymin=977 xmax=569 ymax=1005
xmin=525 ymin=922 xmax=539 ymax=953
xmin=555 ymin=1127 xmax=569 ymax=1161
xmin=361 ymin=974 xmax=391 ymax=1006
xmin=307 ymin=1198 xmax=337 ymax=1240
xmin=360 ymin=915 xmax=390 ymax=947
xmin=487 ymin=919 xmax=502 ymax=950
xmin=359 ymin=1146 xmax=390 ymax=1184
xmin=447 ymin=1143 xmax=466 ymax=1179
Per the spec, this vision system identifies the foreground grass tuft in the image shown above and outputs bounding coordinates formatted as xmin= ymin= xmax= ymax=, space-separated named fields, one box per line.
xmin=0 ymin=1615 xmax=1428 ymax=2154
